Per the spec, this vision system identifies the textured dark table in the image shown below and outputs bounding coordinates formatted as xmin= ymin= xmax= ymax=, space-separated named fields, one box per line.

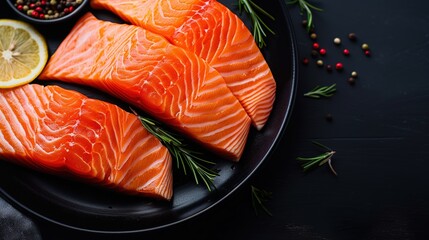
xmin=1 ymin=0 xmax=429 ymax=239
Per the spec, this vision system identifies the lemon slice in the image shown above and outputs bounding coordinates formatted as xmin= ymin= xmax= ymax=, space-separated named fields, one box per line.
xmin=0 ymin=19 xmax=48 ymax=88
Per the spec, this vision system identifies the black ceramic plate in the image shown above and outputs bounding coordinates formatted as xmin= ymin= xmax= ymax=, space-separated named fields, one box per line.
xmin=0 ymin=0 xmax=297 ymax=233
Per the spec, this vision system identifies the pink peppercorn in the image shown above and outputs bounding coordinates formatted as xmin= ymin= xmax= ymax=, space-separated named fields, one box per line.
xmin=335 ymin=62 xmax=344 ymax=71
xmin=343 ymin=49 xmax=350 ymax=56
xmin=312 ymin=42 xmax=320 ymax=50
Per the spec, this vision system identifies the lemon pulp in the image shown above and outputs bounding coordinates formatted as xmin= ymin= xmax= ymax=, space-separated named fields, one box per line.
xmin=0 ymin=19 xmax=48 ymax=88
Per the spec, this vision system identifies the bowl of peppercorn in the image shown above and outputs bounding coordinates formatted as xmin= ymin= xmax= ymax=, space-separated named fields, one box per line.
xmin=6 ymin=0 xmax=89 ymax=25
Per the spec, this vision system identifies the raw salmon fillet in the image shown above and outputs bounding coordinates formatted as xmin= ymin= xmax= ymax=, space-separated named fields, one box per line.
xmin=0 ymin=84 xmax=173 ymax=200
xmin=90 ymin=0 xmax=277 ymax=130
xmin=39 ymin=13 xmax=251 ymax=162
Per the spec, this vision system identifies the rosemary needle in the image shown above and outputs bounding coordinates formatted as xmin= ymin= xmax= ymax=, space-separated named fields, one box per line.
xmin=132 ymin=109 xmax=219 ymax=191
xmin=251 ymin=185 xmax=273 ymax=216
xmin=238 ymin=0 xmax=275 ymax=48
xmin=288 ymin=0 xmax=323 ymax=32
xmin=296 ymin=141 xmax=337 ymax=175
xmin=303 ymin=83 xmax=336 ymax=99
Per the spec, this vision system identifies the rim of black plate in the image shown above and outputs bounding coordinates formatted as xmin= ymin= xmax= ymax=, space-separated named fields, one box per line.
xmin=0 ymin=0 xmax=298 ymax=234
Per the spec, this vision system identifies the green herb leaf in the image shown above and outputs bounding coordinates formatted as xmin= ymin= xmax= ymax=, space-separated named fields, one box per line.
xmin=251 ymin=185 xmax=273 ymax=216
xmin=303 ymin=83 xmax=336 ymax=98
xmin=288 ymin=0 xmax=323 ymax=32
xmin=132 ymin=109 xmax=219 ymax=191
xmin=296 ymin=141 xmax=337 ymax=175
xmin=238 ymin=0 xmax=275 ymax=48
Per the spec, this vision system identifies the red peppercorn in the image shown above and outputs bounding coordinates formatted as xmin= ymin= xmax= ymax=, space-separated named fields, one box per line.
xmin=39 ymin=13 xmax=45 ymax=19
xmin=343 ymin=49 xmax=350 ymax=56
xmin=35 ymin=7 xmax=43 ymax=12
xmin=40 ymin=0 xmax=47 ymax=6
xmin=302 ymin=58 xmax=309 ymax=65
xmin=312 ymin=42 xmax=320 ymax=50
xmin=63 ymin=7 xmax=70 ymax=14
xmin=364 ymin=50 xmax=371 ymax=56
xmin=335 ymin=62 xmax=344 ymax=71
xmin=69 ymin=6 xmax=74 ymax=12
xmin=17 ymin=5 xmax=23 ymax=11
xmin=31 ymin=10 xmax=39 ymax=18
xmin=29 ymin=3 xmax=36 ymax=9
xmin=319 ymin=48 xmax=327 ymax=55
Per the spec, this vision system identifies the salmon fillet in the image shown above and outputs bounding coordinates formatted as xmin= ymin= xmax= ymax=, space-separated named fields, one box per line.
xmin=39 ymin=13 xmax=251 ymax=162
xmin=90 ymin=0 xmax=277 ymax=130
xmin=0 ymin=84 xmax=173 ymax=200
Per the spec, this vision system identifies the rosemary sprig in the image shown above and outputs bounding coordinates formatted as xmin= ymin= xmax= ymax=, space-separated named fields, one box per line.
xmin=296 ymin=141 xmax=337 ymax=175
xmin=288 ymin=0 xmax=323 ymax=32
xmin=238 ymin=0 xmax=275 ymax=48
xmin=132 ymin=110 xmax=219 ymax=191
xmin=303 ymin=83 xmax=336 ymax=98
xmin=251 ymin=185 xmax=273 ymax=216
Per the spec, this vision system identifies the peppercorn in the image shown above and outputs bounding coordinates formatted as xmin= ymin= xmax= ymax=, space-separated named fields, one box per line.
xmin=312 ymin=42 xmax=320 ymax=50
xmin=302 ymin=58 xmax=309 ymax=65
xmin=311 ymin=50 xmax=319 ymax=58
xmin=325 ymin=64 xmax=333 ymax=72
xmin=13 ymin=0 xmax=83 ymax=20
xmin=316 ymin=59 xmax=324 ymax=67
xmin=351 ymin=71 xmax=358 ymax=78
xmin=333 ymin=37 xmax=341 ymax=45
xmin=319 ymin=48 xmax=327 ymax=56
xmin=343 ymin=49 xmax=350 ymax=56
xmin=348 ymin=33 xmax=357 ymax=41
xmin=347 ymin=77 xmax=356 ymax=85
xmin=310 ymin=33 xmax=317 ymax=40
xmin=325 ymin=113 xmax=333 ymax=122
xmin=335 ymin=62 xmax=343 ymax=71
xmin=302 ymin=19 xmax=308 ymax=28
xmin=361 ymin=43 xmax=370 ymax=50
xmin=364 ymin=50 xmax=371 ymax=56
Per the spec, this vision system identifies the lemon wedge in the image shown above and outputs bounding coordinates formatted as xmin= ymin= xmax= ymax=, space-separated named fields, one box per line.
xmin=0 ymin=19 xmax=48 ymax=88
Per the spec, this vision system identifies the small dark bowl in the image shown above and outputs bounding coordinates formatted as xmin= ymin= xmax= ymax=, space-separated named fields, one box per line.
xmin=6 ymin=0 xmax=89 ymax=25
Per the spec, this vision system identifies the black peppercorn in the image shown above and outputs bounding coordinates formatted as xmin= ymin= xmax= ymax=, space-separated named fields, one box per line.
xmin=348 ymin=33 xmax=357 ymax=41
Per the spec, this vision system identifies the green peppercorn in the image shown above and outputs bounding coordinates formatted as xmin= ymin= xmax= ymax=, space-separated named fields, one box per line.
xmin=361 ymin=43 xmax=370 ymax=50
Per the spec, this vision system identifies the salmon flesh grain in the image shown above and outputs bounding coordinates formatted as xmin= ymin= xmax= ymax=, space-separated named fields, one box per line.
xmin=39 ymin=13 xmax=251 ymax=162
xmin=0 ymin=84 xmax=173 ymax=200
xmin=90 ymin=0 xmax=277 ymax=130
